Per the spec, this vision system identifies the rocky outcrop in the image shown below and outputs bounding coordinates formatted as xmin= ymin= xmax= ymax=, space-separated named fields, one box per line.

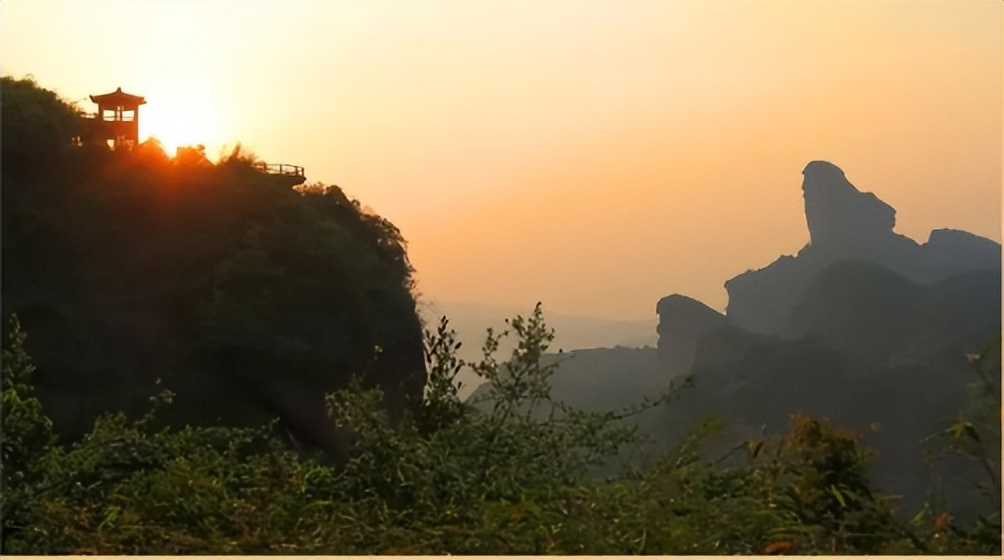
xmin=655 ymin=295 xmax=729 ymax=376
xmin=672 ymin=262 xmax=1001 ymax=519
xmin=645 ymin=160 xmax=1001 ymax=518
xmin=724 ymin=161 xmax=1000 ymax=335
xmin=922 ymin=228 xmax=1002 ymax=279
xmin=801 ymin=160 xmax=896 ymax=249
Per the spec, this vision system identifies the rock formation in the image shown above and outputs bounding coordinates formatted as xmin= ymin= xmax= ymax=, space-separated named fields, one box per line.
xmin=670 ymin=262 xmax=1000 ymax=518
xmin=724 ymin=161 xmax=999 ymax=335
xmin=801 ymin=160 xmax=897 ymax=249
xmin=644 ymin=160 xmax=1001 ymax=517
xmin=654 ymin=160 xmax=1000 ymax=365
xmin=655 ymin=294 xmax=729 ymax=376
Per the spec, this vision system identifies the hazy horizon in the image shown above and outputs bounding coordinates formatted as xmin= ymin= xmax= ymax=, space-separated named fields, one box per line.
xmin=3 ymin=1 xmax=1000 ymax=321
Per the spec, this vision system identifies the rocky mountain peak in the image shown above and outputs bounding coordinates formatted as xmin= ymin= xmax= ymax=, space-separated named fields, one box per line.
xmin=715 ymin=160 xmax=997 ymax=335
xmin=802 ymin=160 xmax=896 ymax=248
xmin=655 ymin=294 xmax=728 ymax=376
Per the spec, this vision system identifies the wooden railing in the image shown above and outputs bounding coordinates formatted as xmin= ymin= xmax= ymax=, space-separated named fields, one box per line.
xmin=254 ymin=162 xmax=305 ymax=177
xmin=82 ymin=112 xmax=136 ymax=122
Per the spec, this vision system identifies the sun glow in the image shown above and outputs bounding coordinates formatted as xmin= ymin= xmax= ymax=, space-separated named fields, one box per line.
xmin=138 ymin=91 xmax=233 ymax=160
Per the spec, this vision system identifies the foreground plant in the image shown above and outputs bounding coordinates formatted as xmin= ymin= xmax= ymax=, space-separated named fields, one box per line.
xmin=2 ymin=312 xmax=998 ymax=554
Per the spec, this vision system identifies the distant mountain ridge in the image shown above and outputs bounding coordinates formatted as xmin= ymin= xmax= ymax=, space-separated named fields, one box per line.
xmin=542 ymin=160 xmax=999 ymax=519
xmin=422 ymin=301 xmax=656 ymax=348
xmin=422 ymin=300 xmax=656 ymax=398
xmin=724 ymin=160 xmax=1000 ymax=336
xmin=662 ymin=163 xmax=1000 ymax=519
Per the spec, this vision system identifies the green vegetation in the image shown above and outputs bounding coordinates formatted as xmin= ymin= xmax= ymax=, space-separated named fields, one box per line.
xmin=3 ymin=312 xmax=999 ymax=554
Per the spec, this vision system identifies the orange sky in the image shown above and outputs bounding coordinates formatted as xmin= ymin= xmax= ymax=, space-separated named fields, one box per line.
xmin=3 ymin=1 xmax=1001 ymax=321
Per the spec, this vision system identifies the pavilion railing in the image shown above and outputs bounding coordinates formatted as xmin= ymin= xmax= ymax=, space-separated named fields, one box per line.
xmin=253 ymin=162 xmax=305 ymax=177
xmin=82 ymin=112 xmax=136 ymax=122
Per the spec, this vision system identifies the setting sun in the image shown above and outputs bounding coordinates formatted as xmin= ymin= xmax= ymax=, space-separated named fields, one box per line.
xmin=137 ymin=86 xmax=235 ymax=159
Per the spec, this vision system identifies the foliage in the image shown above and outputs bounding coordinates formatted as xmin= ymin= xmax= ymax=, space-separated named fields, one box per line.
xmin=4 ymin=309 xmax=997 ymax=555
xmin=217 ymin=142 xmax=261 ymax=166
xmin=745 ymin=414 xmax=898 ymax=553
xmin=1 ymin=75 xmax=84 ymax=176
xmin=415 ymin=315 xmax=468 ymax=434
xmin=2 ymin=316 xmax=58 ymax=549
xmin=911 ymin=338 xmax=1002 ymax=554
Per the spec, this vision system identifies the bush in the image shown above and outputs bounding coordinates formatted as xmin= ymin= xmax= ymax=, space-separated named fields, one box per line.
xmin=1 ymin=311 xmax=997 ymax=554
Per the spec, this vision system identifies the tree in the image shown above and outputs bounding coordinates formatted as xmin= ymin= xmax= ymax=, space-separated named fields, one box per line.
xmin=750 ymin=413 xmax=897 ymax=553
xmin=1 ymin=76 xmax=84 ymax=177
xmin=914 ymin=339 xmax=1001 ymax=554
xmin=1 ymin=315 xmax=58 ymax=552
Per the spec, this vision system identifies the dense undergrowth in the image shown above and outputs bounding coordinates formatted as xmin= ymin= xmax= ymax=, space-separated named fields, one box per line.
xmin=2 ymin=309 xmax=999 ymax=555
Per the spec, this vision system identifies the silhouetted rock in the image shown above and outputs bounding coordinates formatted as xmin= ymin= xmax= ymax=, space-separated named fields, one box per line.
xmin=645 ymin=160 xmax=999 ymax=518
xmin=674 ymin=261 xmax=1001 ymax=519
xmin=802 ymin=160 xmax=896 ymax=248
xmin=790 ymin=261 xmax=1000 ymax=364
xmin=922 ymin=228 xmax=1002 ymax=279
xmin=725 ymin=161 xmax=1000 ymax=335
xmin=724 ymin=255 xmax=812 ymax=336
xmin=655 ymin=294 xmax=729 ymax=376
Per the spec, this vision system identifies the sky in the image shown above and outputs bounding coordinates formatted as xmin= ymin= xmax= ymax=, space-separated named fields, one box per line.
xmin=2 ymin=1 xmax=1001 ymax=321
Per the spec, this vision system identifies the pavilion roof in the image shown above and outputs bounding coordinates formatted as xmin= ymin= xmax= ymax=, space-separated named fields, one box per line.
xmin=90 ymin=87 xmax=146 ymax=107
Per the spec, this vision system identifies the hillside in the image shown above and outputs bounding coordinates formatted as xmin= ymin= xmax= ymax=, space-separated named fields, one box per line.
xmin=1 ymin=77 xmax=425 ymax=460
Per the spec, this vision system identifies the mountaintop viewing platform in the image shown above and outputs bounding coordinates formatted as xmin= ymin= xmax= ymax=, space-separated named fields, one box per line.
xmin=253 ymin=161 xmax=306 ymax=185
